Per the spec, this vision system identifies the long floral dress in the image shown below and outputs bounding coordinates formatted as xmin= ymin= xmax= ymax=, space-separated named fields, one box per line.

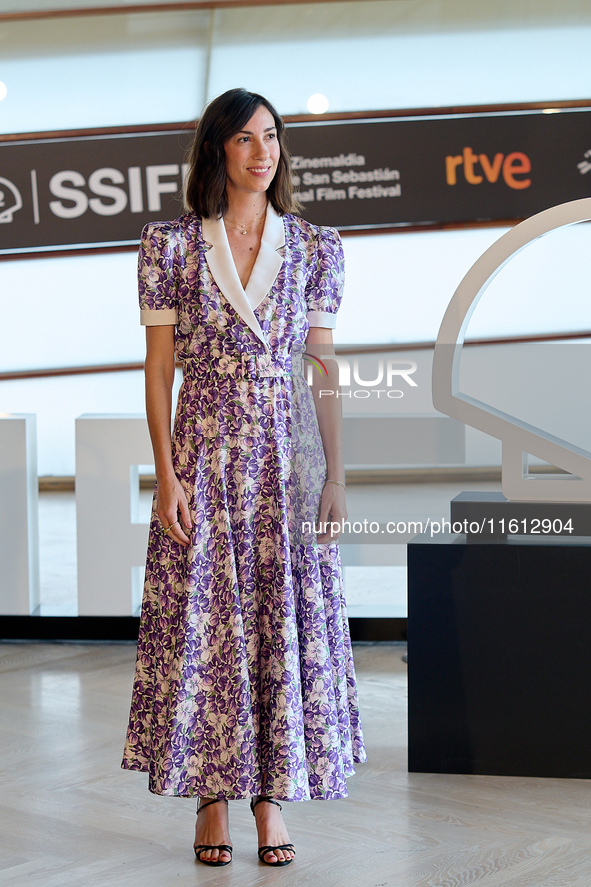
xmin=121 ymin=203 xmax=366 ymax=801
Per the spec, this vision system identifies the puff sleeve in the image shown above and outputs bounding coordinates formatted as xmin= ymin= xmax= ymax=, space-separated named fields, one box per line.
xmin=138 ymin=222 xmax=179 ymax=326
xmin=304 ymin=226 xmax=345 ymax=329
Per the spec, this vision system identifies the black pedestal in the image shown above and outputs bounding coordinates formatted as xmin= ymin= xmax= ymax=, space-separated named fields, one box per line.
xmin=407 ymin=532 xmax=591 ymax=778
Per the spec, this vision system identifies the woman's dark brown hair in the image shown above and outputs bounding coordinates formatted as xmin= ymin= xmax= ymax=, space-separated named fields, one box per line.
xmin=184 ymin=87 xmax=301 ymax=218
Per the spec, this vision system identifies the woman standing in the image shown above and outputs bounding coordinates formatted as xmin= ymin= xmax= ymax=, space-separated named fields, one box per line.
xmin=122 ymin=88 xmax=366 ymax=867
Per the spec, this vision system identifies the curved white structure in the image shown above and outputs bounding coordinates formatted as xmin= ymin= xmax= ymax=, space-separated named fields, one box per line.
xmin=432 ymin=197 xmax=591 ymax=501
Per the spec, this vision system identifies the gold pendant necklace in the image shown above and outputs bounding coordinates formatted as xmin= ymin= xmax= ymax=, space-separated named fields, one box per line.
xmin=223 ymin=215 xmax=264 ymax=236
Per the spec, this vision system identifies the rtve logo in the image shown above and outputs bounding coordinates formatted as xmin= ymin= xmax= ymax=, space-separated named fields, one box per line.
xmin=445 ymin=148 xmax=531 ymax=190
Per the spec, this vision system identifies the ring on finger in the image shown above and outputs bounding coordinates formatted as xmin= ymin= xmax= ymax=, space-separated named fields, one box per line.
xmin=162 ymin=520 xmax=179 ymax=533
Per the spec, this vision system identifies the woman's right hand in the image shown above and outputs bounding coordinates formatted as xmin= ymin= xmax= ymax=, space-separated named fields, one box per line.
xmin=156 ymin=474 xmax=192 ymax=547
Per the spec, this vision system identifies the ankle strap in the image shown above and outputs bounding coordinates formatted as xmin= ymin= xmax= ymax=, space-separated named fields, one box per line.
xmin=197 ymin=797 xmax=228 ymax=814
xmin=250 ymin=796 xmax=283 ymax=815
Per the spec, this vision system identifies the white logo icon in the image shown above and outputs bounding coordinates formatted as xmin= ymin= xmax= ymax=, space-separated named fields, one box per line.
xmin=577 ymin=150 xmax=591 ymax=175
xmin=0 ymin=176 xmax=23 ymax=223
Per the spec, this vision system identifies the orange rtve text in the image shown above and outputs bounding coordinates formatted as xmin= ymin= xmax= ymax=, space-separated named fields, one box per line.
xmin=445 ymin=147 xmax=531 ymax=190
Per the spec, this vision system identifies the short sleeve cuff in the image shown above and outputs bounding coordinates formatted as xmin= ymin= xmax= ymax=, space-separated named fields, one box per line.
xmin=307 ymin=310 xmax=337 ymax=329
xmin=141 ymin=307 xmax=178 ymax=326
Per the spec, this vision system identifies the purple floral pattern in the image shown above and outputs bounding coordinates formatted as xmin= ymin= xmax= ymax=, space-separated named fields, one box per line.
xmin=121 ymin=212 xmax=366 ymax=800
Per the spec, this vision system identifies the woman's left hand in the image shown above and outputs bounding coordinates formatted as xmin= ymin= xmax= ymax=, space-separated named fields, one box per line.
xmin=316 ymin=481 xmax=348 ymax=544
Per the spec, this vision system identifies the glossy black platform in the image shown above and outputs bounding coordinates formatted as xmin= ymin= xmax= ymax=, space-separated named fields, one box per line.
xmin=408 ymin=531 xmax=591 ymax=778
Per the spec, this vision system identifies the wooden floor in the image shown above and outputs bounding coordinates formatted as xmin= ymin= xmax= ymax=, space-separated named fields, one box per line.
xmin=2 ymin=642 xmax=591 ymax=886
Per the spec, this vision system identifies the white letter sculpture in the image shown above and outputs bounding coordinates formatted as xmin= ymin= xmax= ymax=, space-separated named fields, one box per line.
xmin=0 ymin=414 xmax=39 ymax=613
xmin=432 ymin=197 xmax=591 ymax=502
xmin=76 ymin=415 xmax=153 ymax=615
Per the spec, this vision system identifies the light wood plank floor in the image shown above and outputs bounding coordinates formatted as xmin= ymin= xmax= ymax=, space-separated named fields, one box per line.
xmin=1 ymin=642 xmax=591 ymax=886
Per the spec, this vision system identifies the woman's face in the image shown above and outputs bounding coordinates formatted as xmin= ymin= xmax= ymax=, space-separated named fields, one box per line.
xmin=223 ymin=105 xmax=280 ymax=199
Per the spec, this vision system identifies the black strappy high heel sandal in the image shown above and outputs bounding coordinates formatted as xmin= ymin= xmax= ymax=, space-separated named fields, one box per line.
xmin=250 ymin=796 xmax=296 ymax=867
xmin=193 ymin=798 xmax=233 ymax=866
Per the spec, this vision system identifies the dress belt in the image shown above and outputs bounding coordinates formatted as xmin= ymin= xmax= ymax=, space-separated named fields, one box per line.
xmin=180 ymin=351 xmax=303 ymax=380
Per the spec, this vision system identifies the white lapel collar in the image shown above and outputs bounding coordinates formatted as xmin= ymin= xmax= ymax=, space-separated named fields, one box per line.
xmin=201 ymin=212 xmax=272 ymax=355
xmin=245 ymin=204 xmax=285 ymax=311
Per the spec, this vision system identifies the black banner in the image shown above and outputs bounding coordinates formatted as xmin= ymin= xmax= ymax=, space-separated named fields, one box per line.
xmin=1 ymin=106 xmax=590 ymax=255
xmin=289 ymin=110 xmax=591 ymax=227
xmin=0 ymin=130 xmax=193 ymax=254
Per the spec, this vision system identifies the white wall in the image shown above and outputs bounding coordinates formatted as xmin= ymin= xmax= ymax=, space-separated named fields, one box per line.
xmin=3 ymin=220 xmax=591 ymax=474
xmin=2 ymin=2 xmax=591 ymax=134
xmin=210 ymin=17 xmax=591 ymax=114
xmin=0 ymin=11 xmax=211 ymax=132
xmin=4 ymin=221 xmax=590 ymax=375
xmin=0 ymin=252 xmax=143 ymax=372
xmin=2 ymin=0 xmax=591 ymax=473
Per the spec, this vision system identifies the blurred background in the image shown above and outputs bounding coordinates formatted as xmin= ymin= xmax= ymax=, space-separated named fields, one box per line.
xmin=1 ymin=0 xmax=590 ymax=618
xmin=2 ymin=0 xmax=591 ymax=474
